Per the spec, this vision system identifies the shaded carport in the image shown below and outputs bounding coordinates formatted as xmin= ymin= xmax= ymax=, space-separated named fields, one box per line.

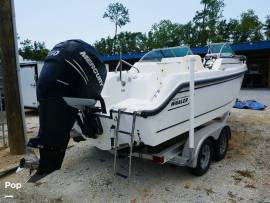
xmin=102 ymin=40 xmax=270 ymax=89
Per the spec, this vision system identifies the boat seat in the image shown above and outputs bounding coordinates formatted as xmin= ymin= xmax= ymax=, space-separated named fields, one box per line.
xmin=102 ymin=55 xmax=205 ymax=113
xmin=153 ymin=55 xmax=204 ymax=78
xmin=184 ymin=55 xmax=205 ymax=71
xmin=102 ymin=72 xmax=161 ymax=111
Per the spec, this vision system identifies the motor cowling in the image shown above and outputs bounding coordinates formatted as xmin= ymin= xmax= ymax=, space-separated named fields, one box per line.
xmin=27 ymin=40 xmax=107 ymax=175
xmin=38 ymin=39 xmax=107 ymax=99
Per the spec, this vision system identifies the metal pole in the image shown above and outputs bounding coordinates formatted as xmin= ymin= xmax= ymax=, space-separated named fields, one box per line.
xmin=2 ymin=124 xmax=6 ymax=147
xmin=119 ymin=51 xmax=122 ymax=82
xmin=189 ymin=58 xmax=196 ymax=148
xmin=0 ymin=0 xmax=26 ymax=154
xmin=0 ymin=90 xmax=2 ymax=112
xmin=128 ymin=112 xmax=137 ymax=180
xmin=113 ymin=109 xmax=121 ymax=175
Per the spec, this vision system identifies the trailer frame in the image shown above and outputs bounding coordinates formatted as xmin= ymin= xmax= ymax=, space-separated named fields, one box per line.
xmin=114 ymin=112 xmax=231 ymax=178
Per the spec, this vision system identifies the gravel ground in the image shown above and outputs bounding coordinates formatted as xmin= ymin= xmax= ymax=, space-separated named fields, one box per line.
xmin=0 ymin=90 xmax=269 ymax=203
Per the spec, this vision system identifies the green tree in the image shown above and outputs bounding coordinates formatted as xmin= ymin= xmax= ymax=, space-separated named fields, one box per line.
xmin=147 ymin=20 xmax=183 ymax=49
xmin=94 ymin=32 xmax=148 ymax=55
xmin=226 ymin=19 xmax=240 ymax=43
xmin=103 ymin=2 xmax=130 ymax=53
xmin=94 ymin=37 xmax=114 ymax=55
xmin=264 ymin=15 xmax=270 ymax=40
xmin=178 ymin=22 xmax=197 ymax=47
xmin=192 ymin=0 xmax=225 ymax=46
xmin=234 ymin=9 xmax=263 ymax=43
xmin=19 ymin=39 xmax=49 ymax=61
xmin=96 ymin=1 xmax=268 ymax=54
xmin=115 ymin=32 xmax=148 ymax=53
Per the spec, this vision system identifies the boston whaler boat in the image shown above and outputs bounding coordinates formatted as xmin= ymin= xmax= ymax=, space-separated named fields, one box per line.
xmin=19 ymin=40 xmax=249 ymax=183
xmin=65 ymin=42 xmax=247 ymax=177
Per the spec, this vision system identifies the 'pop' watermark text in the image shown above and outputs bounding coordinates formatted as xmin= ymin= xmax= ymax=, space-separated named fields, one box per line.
xmin=4 ymin=181 xmax=22 ymax=190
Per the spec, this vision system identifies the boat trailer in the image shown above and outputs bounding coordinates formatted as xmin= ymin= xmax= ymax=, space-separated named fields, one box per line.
xmin=112 ymin=111 xmax=231 ymax=180
xmin=112 ymin=59 xmax=231 ymax=179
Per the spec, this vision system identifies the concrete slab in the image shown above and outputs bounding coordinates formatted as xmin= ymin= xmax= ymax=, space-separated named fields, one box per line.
xmin=238 ymin=88 xmax=270 ymax=106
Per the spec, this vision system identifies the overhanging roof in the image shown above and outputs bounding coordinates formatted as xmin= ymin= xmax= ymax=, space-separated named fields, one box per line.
xmin=103 ymin=52 xmax=145 ymax=62
xmin=231 ymin=40 xmax=270 ymax=52
xmin=102 ymin=40 xmax=270 ymax=62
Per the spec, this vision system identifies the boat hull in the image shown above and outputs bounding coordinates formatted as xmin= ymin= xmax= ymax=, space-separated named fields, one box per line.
xmin=90 ymin=73 xmax=244 ymax=150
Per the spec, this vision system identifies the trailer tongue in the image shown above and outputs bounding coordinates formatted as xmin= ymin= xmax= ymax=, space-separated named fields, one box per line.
xmin=19 ymin=40 xmax=107 ymax=180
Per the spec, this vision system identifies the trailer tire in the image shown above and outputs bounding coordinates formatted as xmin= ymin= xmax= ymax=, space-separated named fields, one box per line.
xmin=213 ymin=126 xmax=230 ymax=161
xmin=189 ymin=139 xmax=213 ymax=176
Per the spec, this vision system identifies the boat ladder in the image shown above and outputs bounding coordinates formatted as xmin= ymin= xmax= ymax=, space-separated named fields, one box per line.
xmin=113 ymin=109 xmax=137 ymax=180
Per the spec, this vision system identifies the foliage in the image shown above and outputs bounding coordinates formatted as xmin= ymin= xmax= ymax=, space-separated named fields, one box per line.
xmin=146 ymin=20 xmax=200 ymax=48
xmin=94 ymin=32 xmax=148 ymax=55
xmin=233 ymin=9 xmax=263 ymax=43
xmin=103 ymin=2 xmax=130 ymax=30
xmin=19 ymin=39 xmax=49 ymax=61
xmin=96 ymin=0 xmax=269 ymax=54
xmin=192 ymin=0 xmax=225 ymax=45
xmin=95 ymin=20 xmax=200 ymax=55
xmin=263 ymin=15 xmax=270 ymax=40
xmin=103 ymin=2 xmax=130 ymax=53
xmin=225 ymin=19 xmax=241 ymax=42
xmin=147 ymin=20 xmax=183 ymax=49
xmin=115 ymin=32 xmax=147 ymax=53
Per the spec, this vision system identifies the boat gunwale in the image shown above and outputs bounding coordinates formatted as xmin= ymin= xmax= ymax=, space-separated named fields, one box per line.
xmin=96 ymin=69 xmax=246 ymax=119
xmin=140 ymin=69 xmax=246 ymax=117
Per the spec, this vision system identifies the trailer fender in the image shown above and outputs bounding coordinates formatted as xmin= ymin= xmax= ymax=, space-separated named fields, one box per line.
xmin=186 ymin=124 xmax=226 ymax=168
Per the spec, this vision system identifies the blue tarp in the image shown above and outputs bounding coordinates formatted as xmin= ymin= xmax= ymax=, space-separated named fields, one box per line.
xmin=233 ymin=100 xmax=267 ymax=110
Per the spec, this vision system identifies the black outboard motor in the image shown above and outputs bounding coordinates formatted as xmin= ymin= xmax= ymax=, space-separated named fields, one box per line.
xmin=27 ymin=40 xmax=107 ymax=175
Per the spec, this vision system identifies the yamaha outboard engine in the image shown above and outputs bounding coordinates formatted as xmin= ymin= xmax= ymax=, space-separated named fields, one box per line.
xmin=26 ymin=40 xmax=107 ymax=176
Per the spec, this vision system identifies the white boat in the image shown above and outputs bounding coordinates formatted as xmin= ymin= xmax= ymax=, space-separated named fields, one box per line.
xmin=70 ymin=43 xmax=247 ymax=151
xmin=20 ymin=42 xmax=247 ymax=180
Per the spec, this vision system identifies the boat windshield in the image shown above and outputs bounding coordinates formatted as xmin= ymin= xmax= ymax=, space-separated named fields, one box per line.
xmin=139 ymin=46 xmax=193 ymax=62
xmin=207 ymin=43 xmax=235 ymax=57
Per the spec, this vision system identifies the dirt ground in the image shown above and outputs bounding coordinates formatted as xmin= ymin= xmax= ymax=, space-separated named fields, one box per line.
xmin=0 ymin=107 xmax=269 ymax=203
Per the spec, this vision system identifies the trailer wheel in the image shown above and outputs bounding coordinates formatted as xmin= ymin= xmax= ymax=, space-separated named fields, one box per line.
xmin=213 ymin=126 xmax=230 ymax=161
xmin=189 ymin=139 xmax=213 ymax=176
